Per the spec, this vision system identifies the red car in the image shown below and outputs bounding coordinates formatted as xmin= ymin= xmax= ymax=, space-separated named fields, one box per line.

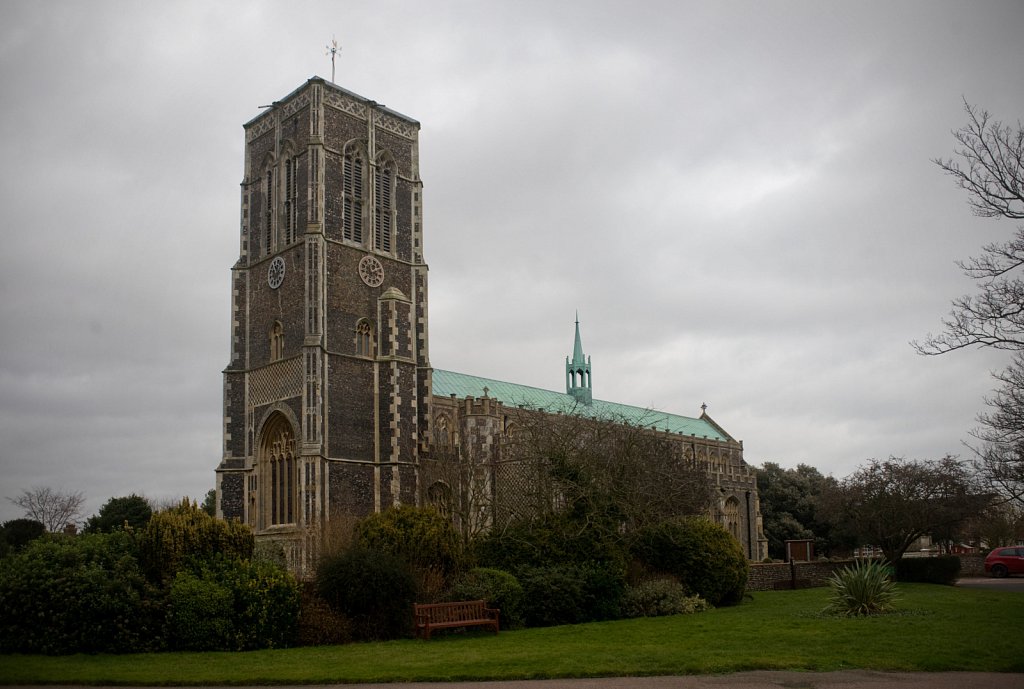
xmin=984 ymin=546 xmax=1024 ymax=577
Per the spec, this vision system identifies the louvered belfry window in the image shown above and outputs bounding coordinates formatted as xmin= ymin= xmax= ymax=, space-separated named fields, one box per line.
xmin=284 ymin=158 xmax=297 ymax=245
xmin=374 ymin=164 xmax=393 ymax=252
xmin=343 ymin=152 xmax=364 ymax=243
xmin=264 ymin=168 xmax=274 ymax=255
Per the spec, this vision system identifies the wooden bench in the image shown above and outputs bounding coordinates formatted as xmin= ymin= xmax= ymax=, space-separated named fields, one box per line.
xmin=413 ymin=600 xmax=500 ymax=640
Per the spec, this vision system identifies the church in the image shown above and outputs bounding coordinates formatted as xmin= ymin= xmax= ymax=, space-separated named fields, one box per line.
xmin=215 ymin=77 xmax=766 ymax=574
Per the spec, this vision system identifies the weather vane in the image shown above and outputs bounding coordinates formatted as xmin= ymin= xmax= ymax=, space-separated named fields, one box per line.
xmin=325 ymin=36 xmax=340 ymax=83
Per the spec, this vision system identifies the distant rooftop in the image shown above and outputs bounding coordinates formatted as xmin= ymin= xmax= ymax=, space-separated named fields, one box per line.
xmin=432 ymin=369 xmax=730 ymax=442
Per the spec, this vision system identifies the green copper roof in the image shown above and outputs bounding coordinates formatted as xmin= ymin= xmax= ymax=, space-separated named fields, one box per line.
xmin=432 ymin=369 xmax=730 ymax=442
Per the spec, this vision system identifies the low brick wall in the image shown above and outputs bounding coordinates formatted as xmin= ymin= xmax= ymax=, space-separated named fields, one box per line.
xmin=747 ymin=560 xmax=851 ymax=591
xmin=747 ymin=554 xmax=988 ymax=591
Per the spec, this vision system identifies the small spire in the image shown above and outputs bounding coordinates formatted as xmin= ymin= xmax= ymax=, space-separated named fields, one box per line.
xmin=566 ymin=312 xmax=593 ymax=405
xmin=701 ymin=402 xmax=708 ymax=414
xmin=571 ymin=312 xmax=586 ymax=365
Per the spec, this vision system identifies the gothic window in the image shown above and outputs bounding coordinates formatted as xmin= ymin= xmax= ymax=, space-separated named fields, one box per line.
xmin=343 ymin=146 xmax=365 ymax=244
xmin=374 ymin=159 xmax=394 ymax=252
xmin=270 ymin=321 xmax=284 ymax=361
xmin=283 ymin=157 xmax=298 ymax=245
xmin=355 ymin=319 xmax=374 ymax=357
xmin=258 ymin=414 xmax=296 ymax=528
xmin=435 ymin=415 xmax=451 ymax=446
xmin=427 ymin=481 xmax=452 ymax=517
xmin=263 ymin=167 xmax=274 ymax=256
xmin=724 ymin=496 xmax=740 ymax=540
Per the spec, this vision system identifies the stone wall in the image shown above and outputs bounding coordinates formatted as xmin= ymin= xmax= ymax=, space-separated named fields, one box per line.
xmin=747 ymin=560 xmax=851 ymax=591
xmin=748 ymin=554 xmax=989 ymax=591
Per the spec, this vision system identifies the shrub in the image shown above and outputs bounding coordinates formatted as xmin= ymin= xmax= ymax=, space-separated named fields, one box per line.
xmin=316 ymin=548 xmax=417 ymax=640
xmin=296 ymin=584 xmax=352 ymax=646
xmin=517 ymin=562 xmax=625 ymax=627
xmin=168 ymin=571 xmax=235 ymax=650
xmin=354 ymin=505 xmax=463 ymax=577
xmin=168 ymin=556 xmax=300 ymax=651
xmin=632 ymin=517 xmax=748 ymax=607
xmin=825 ymin=559 xmax=899 ymax=616
xmin=0 ymin=518 xmax=46 ymax=554
xmin=138 ymin=499 xmax=253 ymax=583
xmin=895 ymin=556 xmax=961 ymax=585
xmin=0 ymin=532 xmax=162 ymax=654
xmin=620 ymin=578 xmax=710 ymax=618
xmin=449 ymin=567 xmax=525 ymax=629
xmin=473 ymin=513 xmax=627 ymax=572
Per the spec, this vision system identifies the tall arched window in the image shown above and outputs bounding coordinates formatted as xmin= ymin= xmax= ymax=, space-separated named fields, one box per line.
xmin=343 ymin=145 xmax=365 ymax=244
xmin=270 ymin=321 xmax=284 ymax=361
xmin=258 ymin=414 xmax=296 ymax=528
xmin=724 ymin=496 xmax=740 ymax=540
xmin=355 ymin=319 xmax=374 ymax=357
xmin=374 ymin=158 xmax=394 ymax=252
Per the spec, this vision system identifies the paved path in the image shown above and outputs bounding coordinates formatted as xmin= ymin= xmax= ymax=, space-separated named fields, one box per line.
xmin=301 ymin=673 xmax=1024 ymax=688
xmin=956 ymin=575 xmax=1024 ymax=592
xmin=22 ymin=675 xmax=1024 ymax=689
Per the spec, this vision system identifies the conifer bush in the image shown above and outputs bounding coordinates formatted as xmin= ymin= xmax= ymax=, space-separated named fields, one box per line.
xmin=824 ymin=559 xmax=899 ymax=616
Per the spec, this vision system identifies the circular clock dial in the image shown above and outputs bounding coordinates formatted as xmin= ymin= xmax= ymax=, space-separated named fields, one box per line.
xmin=267 ymin=256 xmax=286 ymax=289
xmin=358 ymin=255 xmax=385 ymax=287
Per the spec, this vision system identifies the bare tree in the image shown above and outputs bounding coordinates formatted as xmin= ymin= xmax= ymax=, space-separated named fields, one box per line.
xmin=819 ymin=457 xmax=988 ymax=563
xmin=915 ymin=102 xmax=1024 ymax=355
xmin=914 ymin=101 xmax=1024 ymax=507
xmin=493 ymin=406 xmax=714 ymax=548
xmin=8 ymin=487 xmax=85 ymax=532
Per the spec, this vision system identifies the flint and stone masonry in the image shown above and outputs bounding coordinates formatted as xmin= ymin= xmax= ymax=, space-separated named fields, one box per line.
xmin=216 ymin=78 xmax=767 ymax=574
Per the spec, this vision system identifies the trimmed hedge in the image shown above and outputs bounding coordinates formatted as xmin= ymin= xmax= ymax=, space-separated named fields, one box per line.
xmin=895 ymin=556 xmax=961 ymax=585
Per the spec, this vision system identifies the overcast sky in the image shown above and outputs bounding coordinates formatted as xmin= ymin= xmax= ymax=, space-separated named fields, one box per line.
xmin=1 ymin=1 xmax=1022 ymax=525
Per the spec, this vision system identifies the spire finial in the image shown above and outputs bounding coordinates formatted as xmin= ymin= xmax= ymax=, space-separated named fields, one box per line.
xmin=325 ymin=37 xmax=341 ymax=83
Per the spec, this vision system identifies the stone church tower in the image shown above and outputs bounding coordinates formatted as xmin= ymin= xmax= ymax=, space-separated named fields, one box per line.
xmin=215 ymin=78 xmax=430 ymax=570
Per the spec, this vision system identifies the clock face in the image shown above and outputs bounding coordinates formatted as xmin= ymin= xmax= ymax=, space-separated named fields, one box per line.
xmin=267 ymin=256 xmax=286 ymax=289
xmin=358 ymin=255 xmax=385 ymax=287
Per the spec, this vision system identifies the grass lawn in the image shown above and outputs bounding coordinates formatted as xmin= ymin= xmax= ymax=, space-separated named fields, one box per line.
xmin=1 ymin=584 xmax=1022 ymax=685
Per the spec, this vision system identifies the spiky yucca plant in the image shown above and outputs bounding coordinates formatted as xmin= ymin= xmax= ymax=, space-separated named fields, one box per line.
xmin=824 ymin=559 xmax=899 ymax=617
